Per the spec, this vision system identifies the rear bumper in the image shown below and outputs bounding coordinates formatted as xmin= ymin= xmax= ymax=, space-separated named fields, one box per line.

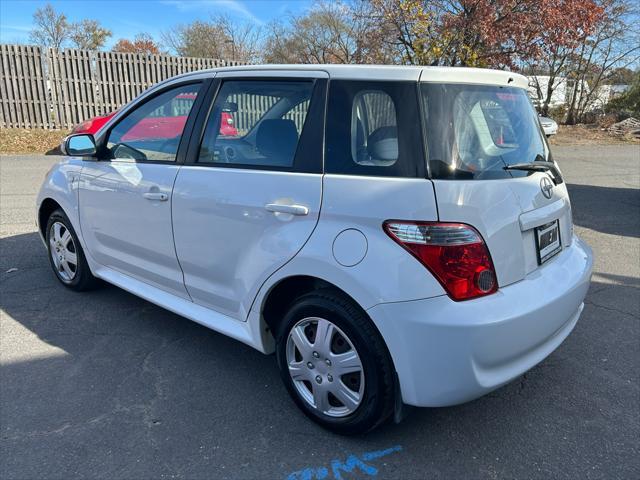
xmin=368 ymin=235 xmax=593 ymax=407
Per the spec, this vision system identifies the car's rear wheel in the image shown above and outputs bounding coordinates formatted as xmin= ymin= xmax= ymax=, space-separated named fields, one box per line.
xmin=275 ymin=290 xmax=395 ymax=434
xmin=46 ymin=209 xmax=97 ymax=291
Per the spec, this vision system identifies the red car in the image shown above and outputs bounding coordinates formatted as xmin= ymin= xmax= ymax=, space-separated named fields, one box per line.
xmin=72 ymin=94 xmax=238 ymax=138
xmin=71 ymin=113 xmax=114 ymax=136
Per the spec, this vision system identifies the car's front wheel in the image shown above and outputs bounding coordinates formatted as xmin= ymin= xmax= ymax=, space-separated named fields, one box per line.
xmin=275 ymin=290 xmax=395 ymax=434
xmin=46 ymin=209 xmax=97 ymax=291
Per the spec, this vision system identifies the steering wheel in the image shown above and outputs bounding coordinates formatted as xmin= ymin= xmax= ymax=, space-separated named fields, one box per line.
xmin=112 ymin=143 xmax=146 ymax=161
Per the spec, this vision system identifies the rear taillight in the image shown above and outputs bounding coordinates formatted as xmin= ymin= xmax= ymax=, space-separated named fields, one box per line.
xmin=383 ymin=221 xmax=498 ymax=301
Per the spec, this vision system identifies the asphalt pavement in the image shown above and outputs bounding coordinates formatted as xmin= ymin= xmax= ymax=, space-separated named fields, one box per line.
xmin=1 ymin=145 xmax=639 ymax=479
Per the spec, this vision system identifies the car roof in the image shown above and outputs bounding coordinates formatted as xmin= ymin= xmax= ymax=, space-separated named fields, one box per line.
xmin=171 ymin=64 xmax=529 ymax=89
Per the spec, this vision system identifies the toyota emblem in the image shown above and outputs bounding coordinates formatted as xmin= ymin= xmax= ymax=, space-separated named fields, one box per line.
xmin=540 ymin=176 xmax=554 ymax=199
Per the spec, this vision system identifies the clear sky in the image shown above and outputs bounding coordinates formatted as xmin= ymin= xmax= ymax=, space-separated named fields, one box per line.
xmin=0 ymin=0 xmax=314 ymax=48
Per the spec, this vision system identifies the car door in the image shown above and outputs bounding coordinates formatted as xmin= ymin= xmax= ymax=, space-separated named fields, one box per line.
xmin=172 ymin=72 xmax=327 ymax=320
xmin=79 ymin=80 xmax=207 ymax=299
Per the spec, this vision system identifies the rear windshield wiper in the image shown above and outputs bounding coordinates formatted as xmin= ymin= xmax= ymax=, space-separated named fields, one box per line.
xmin=504 ymin=160 xmax=564 ymax=184
xmin=503 ymin=161 xmax=555 ymax=172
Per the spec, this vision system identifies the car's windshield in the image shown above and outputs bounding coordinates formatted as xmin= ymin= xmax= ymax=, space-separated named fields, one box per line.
xmin=420 ymin=83 xmax=549 ymax=180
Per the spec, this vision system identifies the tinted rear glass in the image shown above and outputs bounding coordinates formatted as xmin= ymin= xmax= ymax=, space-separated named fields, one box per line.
xmin=421 ymin=84 xmax=549 ymax=180
xmin=325 ymin=80 xmax=425 ymax=178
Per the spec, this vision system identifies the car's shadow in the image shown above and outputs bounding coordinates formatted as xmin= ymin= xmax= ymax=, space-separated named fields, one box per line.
xmin=1 ymin=231 xmax=299 ymax=475
xmin=567 ymin=183 xmax=640 ymax=238
xmin=1 ymin=230 xmax=638 ymax=478
xmin=45 ymin=146 xmax=63 ymax=155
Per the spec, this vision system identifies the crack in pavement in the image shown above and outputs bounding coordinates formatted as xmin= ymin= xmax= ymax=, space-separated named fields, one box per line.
xmin=584 ymin=300 xmax=639 ymax=319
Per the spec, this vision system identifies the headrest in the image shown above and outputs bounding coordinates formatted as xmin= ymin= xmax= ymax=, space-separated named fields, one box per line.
xmin=256 ymin=119 xmax=299 ymax=166
xmin=367 ymin=126 xmax=398 ymax=164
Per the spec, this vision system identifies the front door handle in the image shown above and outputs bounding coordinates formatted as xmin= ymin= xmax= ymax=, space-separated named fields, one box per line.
xmin=265 ymin=203 xmax=309 ymax=216
xmin=143 ymin=192 xmax=168 ymax=201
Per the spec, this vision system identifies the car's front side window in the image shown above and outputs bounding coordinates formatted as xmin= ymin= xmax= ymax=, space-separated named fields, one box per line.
xmin=197 ymin=80 xmax=314 ymax=168
xmin=106 ymin=83 xmax=201 ymax=162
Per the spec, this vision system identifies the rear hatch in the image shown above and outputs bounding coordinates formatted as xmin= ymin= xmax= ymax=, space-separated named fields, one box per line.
xmin=420 ymin=82 xmax=573 ymax=287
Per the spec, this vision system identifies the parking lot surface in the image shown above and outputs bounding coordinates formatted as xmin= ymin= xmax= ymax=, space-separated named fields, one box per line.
xmin=1 ymin=145 xmax=639 ymax=479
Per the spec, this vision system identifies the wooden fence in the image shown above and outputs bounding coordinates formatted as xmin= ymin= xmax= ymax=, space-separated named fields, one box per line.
xmin=0 ymin=44 xmax=241 ymax=129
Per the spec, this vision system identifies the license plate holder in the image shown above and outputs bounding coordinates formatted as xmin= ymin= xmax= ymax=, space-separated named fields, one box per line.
xmin=535 ymin=220 xmax=562 ymax=264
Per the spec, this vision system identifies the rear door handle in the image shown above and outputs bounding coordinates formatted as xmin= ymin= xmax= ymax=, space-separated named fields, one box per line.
xmin=265 ymin=203 xmax=309 ymax=216
xmin=143 ymin=192 xmax=168 ymax=201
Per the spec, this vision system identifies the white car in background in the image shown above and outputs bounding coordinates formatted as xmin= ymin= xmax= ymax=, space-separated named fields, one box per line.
xmin=36 ymin=65 xmax=592 ymax=434
xmin=540 ymin=115 xmax=559 ymax=136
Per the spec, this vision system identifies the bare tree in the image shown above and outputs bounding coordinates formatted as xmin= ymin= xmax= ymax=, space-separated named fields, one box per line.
xmin=162 ymin=15 xmax=261 ymax=63
xmin=163 ymin=20 xmax=219 ymax=58
xmin=69 ymin=19 xmax=112 ymax=50
xmin=524 ymin=48 xmax=573 ymax=116
xmin=263 ymin=1 xmax=397 ymax=64
xmin=29 ymin=3 xmax=70 ymax=49
xmin=565 ymin=0 xmax=640 ymax=123
xmin=216 ymin=15 xmax=262 ymax=63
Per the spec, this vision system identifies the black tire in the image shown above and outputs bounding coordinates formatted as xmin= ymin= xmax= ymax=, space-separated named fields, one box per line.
xmin=275 ymin=289 xmax=395 ymax=435
xmin=45 ymin=209 xmax=98 ymax=291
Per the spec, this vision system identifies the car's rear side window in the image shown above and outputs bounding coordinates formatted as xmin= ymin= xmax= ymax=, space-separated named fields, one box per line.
xmin=325 ymin=80 xmax=425 ymax=178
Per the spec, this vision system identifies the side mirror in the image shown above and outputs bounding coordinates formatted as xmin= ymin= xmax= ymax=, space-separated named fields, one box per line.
xmin=62 ymin=134 xmax=96 ymax=156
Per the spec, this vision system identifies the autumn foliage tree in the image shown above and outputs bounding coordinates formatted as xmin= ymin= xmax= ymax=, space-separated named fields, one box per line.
xmin=263 ymin=0 xmax=606 ymax=71
xmin=365 ymin=0 xmax=615 ymax=120
xmin=524 ymin=0 xmax=606 ymax=115
xmin=369 ymin=0 xmax=603 ymax=68
xmin=112 ymin=33 xmax=161 ymax=55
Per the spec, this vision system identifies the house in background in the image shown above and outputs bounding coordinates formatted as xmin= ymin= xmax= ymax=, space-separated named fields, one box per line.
xmin=588 ymin=84 xmax=630 ymax=111
xmin=528 ymin=75 xmax=629 ymax=113
xmin=528 ymin=75 xmax=569 ymax=108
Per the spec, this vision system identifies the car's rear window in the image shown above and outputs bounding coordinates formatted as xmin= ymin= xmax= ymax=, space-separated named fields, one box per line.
xmin=421 ymin=84 xmax=549 ymax=180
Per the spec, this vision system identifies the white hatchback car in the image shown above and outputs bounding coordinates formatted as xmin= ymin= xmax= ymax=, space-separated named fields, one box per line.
xmin=37 ymin=65 xmax=593 ymax=434
xmin=539 ymin=115 xmax=559 ymax=137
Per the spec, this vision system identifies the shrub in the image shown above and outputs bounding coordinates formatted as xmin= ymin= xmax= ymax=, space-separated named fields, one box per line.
xmin=606 ymin=72 xmax=640 ymax=118
xmin=547 ymin=105 xmax=567 ymax=123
